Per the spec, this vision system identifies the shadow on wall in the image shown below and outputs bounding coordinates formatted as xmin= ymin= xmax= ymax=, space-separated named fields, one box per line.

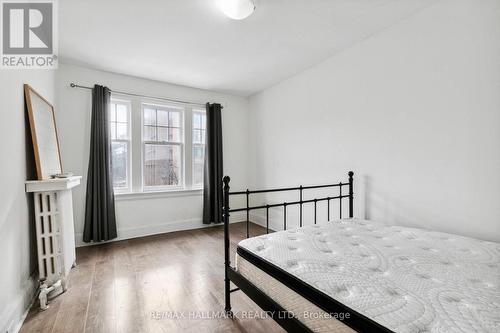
xmin=363 ymin=174 xmax=372 ymax=220
xmin=362 ymin=173 xmax=456 ymax=233
xmin=24 ymin=93 xmax=38 ymax=277
xmin=363 ymin=173 xmax=423 ymax=226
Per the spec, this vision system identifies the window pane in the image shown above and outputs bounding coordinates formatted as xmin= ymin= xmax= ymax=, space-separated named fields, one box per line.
xmin=201 ymin=114 xmax=206 ymax=128
xmin=157 ymin=127 xmax=168 ymax=141
xmin=200 ymin=129 xmax=205 ymax=144
xmin=109 ymin=99 xmax=131 ymax=190
xmin=110 ymin=122 xmax=117 ymax=140
xmin=193 ymin=129 xmax=201 ymax=144
xmin=157 ymin=110 xmax=169 ymax=126
xmin=110 ymin=105 xmax=116 ymax=122
xmin=169 ymin=128 xmax=181 ymax=142
xmin=193 ymin=145 xmax=205 ymax=185
xmin=193 ymin=113 xmax=201 ymax=128
xmin=169 ymin=111 xmax=180 ymax=127
xmin=192 ymin=112 xmax=206 ymax=185
xmin=144 ymin=144 xmax=181 ymax=187
xmin=144 ymin=108 xmax=156 ymax=126
xmin=111 ymin=142 xmax=128 ymax=188
xmin=116 ymin=104 xmax=128 ymax=122
xmin=117 ymin=123 xmax=128 ymax=140
xmin=193 ymin=121 xmax=205 ymax=144
xmin=143 ymin=125 xmax=156 ymax=141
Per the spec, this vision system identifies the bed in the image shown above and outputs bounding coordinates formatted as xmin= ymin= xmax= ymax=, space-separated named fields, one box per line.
xmin=221 ymin=172 xmax=500 ymax=332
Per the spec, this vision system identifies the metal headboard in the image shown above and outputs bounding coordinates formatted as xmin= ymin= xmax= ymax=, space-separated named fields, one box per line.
xmin=223 ymin=171 xmax=353 ymax=237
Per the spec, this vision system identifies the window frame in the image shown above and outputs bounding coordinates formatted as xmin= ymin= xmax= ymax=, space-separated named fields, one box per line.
xmin=109 ymin=98 xmax=132 ymax=193
xmin=141 ymin=102 xmax=185 ymax=192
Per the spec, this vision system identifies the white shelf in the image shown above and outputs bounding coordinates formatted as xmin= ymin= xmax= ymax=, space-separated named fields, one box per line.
xmin=25 ymin=176 xmax=82 ymax=192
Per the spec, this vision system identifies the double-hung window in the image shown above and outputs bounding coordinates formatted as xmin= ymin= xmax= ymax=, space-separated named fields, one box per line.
xmin=109 ymin=99 xmax=131 ymax=191
xmin=142 ymin=104 xmax=184 ymax=190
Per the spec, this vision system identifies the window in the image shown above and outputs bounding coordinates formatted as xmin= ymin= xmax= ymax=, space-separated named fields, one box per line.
xmin=109 ymin=100 xmax=131 ymax=191
xmin=142 ymin=105 xmax=183 ymax=189
xmin=109 ymin=94 xmax=206 ymax=194
xmin=192 ymin=110 xmax=206 ymax=186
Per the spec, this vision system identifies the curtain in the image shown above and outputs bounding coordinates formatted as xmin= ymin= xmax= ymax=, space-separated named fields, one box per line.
xmin=83 ymin=85 xmax=117 ymax=242
xmin=203 ymin=103 xmax=224 ymax=224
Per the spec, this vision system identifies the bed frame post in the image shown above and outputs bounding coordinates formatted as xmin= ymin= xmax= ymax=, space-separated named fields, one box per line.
xmin=348 ymin=171 xmax=354 ymax=218
xmin=222 ymin=176 xmax=232 ymax=316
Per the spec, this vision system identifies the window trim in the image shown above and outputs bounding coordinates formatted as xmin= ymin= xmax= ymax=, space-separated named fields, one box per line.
xmin=141 ymin=103 xmax=186 ymax=192
xmin=110 ymin=98 xmax=132 ymax=193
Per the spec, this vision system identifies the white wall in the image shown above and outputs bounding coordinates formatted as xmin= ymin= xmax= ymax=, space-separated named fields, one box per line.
xmin=248 ymin=0 xmax=500 ymax=242
xmin=0 ymin=71 xmax=55 ymax=332
xmin=56 ymin=64 xmax=249 ymax=246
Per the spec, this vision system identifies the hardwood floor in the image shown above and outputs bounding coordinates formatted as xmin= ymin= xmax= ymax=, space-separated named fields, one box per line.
xmin=20 ymin=222 xmax=285 ymax=333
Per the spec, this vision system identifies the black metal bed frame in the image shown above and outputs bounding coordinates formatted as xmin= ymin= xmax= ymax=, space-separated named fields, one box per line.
xmin=221 ymin=171 xmax=391 ymax=332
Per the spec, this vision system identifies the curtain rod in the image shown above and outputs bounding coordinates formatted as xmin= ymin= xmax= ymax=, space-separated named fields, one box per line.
xmin=69 ymin=83 xmax=216 ymax=108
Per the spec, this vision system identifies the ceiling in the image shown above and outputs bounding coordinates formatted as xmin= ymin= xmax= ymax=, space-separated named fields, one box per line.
xmin=59 ymin=0 xmax=438 ymax=96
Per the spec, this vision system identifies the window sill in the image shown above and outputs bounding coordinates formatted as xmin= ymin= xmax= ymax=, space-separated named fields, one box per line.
xmin=114 ymin=188 xmax=203 ymax=201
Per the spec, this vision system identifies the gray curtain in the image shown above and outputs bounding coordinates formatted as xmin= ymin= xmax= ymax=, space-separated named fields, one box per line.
xmin=203 ymin=103 xmax=223 ymax=224
xmin=83 ymin=85 xmax=117 ymax=242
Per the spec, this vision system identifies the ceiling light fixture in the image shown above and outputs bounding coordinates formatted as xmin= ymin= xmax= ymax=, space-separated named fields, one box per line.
xmin=216 ymin=0 xmax=255 ymax=20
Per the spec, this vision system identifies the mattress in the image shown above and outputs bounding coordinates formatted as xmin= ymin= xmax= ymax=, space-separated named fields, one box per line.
xmin=235 ymin=219 xmax=500 ymax=333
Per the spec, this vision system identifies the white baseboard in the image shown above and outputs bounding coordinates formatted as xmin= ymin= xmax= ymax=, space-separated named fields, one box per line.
xmin=75 ymin=212 xmax=245 ymax=247
xmin=1 ymin=275 xmax=37 ymax=333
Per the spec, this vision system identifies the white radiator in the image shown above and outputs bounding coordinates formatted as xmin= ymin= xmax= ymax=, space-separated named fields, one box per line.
xmin=34 ymin=192 xmax=63 ymax=284
xmin=26 ymin=176 xmax=81 ymax=310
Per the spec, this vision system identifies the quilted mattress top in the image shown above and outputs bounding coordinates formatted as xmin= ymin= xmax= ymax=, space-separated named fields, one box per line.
xmin=238 ymin=219 xmax=500 ymax=333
